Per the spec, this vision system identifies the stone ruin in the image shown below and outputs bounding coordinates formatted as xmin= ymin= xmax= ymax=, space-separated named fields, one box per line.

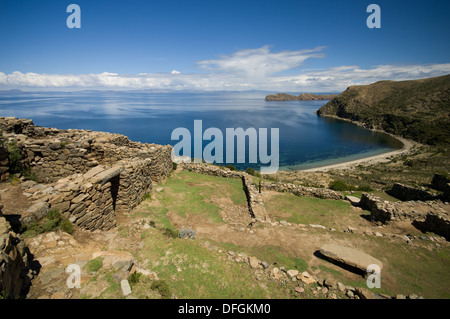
xmin=0 ymin=117 xmax=173 ymax=231
xmin=359 ymin=193 xmax=450 ymax=240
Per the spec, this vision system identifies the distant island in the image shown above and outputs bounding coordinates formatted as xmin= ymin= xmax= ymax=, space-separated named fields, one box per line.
xmin=265 ymin=93 xmax=338 ymax=101
xmin=317 ymin=74 xmax=450 ymax=146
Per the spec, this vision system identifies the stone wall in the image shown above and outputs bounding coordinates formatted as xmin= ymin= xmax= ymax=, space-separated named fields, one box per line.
xmin=260 ymin=181 xmax=343 ymax=201
xmin=178 ymin=162 xmax=344 ymax=222
xmin=1 ymin=117 xmax=173 ymax=231
xmin=0 ymin=117 xmax=173 ymax=184
xmin=0 ymin=143 xmax=8 ymax=182
xmin=359 ymin=193 xmax=450 ymax=240
xmin=387 ymin=183 xmax=436 ymax=201
xmin=21 ymin=157 xmax=172 ymax=231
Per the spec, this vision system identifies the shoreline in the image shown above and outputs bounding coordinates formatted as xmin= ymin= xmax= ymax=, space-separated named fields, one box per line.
xmin=298 ymin=134 xmax=415 ymax=173
xmin=283 ymin=113 xmax=417 ymax=172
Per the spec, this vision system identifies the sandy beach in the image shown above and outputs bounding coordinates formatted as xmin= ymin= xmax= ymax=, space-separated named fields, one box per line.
xmin=301 ymin=135 xmax=415 ymax=172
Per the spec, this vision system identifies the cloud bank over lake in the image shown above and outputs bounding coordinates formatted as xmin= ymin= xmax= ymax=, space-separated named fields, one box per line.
xmin=1 ymin=46 xmax=450 ymax=92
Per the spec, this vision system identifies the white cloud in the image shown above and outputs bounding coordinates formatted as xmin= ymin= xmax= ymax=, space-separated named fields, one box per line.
xmin=0 ymin=46 xmax=449 ymax=92
xmin=197 ymin=45 xmax=325 ymax=81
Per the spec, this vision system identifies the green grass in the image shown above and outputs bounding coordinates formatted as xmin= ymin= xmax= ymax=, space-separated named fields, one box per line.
xmin=264 ymin=192 xmax=361 ymax=227
xmin=154 ymin=171 xmax=247 ymax=224
xmin=85 ymin=257 xmax=103 ymax=273
xmin=135 ymin=227 xmax=298 ymax=299
xmin=20 ymin=209 xmax=74 ymax=237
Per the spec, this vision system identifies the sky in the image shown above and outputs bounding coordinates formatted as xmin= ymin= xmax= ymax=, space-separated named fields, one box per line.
xmin=0 ymin=0 xmax=449 ymax=92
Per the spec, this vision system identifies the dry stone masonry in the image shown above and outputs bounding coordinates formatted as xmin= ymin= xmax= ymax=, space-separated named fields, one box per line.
xmin=1 ymin=117 xmax=173 ymax=231
xmin=359 ymin=193 xmax=450 ymax=240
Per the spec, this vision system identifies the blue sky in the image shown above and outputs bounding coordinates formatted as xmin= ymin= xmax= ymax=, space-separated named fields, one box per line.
xmin=0 ymin=0 xmax=449 ymax=91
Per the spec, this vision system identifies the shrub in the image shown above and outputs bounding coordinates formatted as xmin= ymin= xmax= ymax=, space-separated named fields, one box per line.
xmin=59 ymin=219 xmax=74 ymax=234
xmin=7 ymin=140 xmax=23 ymax=174
xmin=225 ymin=164 xmax=237 ymax=171
xmin=163 ymin=227 xmax=178 ymax=239
xmin=245 ymin=167 xmax=256 ymax=175
xmin=23 ymin=167 xmax=38 ymax=181
xmin=329 ymin=180 xmax=356 ymax=191
xmin=128 ymin=272 xmax=143 ymax=285
xmin=172 ymin=162 xmax=178 ymax=171
xmin=150 ymin=280 xmax=172 ymax=299
xmin=357 ymin=184 xmax=374 ymax=192
xmin=20 ymin=208 xmax=74 ymax=236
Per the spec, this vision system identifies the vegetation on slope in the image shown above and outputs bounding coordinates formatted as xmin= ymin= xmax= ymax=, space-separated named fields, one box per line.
xmin=317 ymin=74 xmax=450 ymax=145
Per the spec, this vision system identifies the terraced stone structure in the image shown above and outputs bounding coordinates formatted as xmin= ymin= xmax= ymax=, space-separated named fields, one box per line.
xmin=0 ymin=117 xmax=173 ymax=231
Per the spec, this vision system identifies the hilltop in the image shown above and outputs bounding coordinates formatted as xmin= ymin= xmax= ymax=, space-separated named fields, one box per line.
xmin=317 ymin=74 xmax=450 ymax=145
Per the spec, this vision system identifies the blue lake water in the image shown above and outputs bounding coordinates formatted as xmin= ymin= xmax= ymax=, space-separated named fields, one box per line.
xmin=0 ymin=91 xmax=403 ymax=171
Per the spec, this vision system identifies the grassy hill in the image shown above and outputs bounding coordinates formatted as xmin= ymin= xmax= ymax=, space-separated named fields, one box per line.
xmin=317 ymin=74 xmax=450 ymax=145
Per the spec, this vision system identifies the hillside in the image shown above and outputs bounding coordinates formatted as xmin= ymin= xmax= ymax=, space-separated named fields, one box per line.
xmin=265 ymin=93 xmax=337 ymax=101
xmin=317 ymin=74 xmax=450 ymax=145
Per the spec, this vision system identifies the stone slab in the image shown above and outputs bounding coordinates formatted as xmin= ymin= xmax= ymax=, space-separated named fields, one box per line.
xmin=319 ymin=244 xmax=383 ymax=273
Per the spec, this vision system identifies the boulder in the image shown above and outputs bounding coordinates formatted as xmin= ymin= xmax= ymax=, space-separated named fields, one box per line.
xmin=319 ymin=244 xmax=383 ymax=274
xmin=345 ymin=195 xmax=361 ymax=206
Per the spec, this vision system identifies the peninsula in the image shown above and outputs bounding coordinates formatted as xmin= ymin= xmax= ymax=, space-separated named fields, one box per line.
xmin=265 ymin=93 xmax=338 ymax=101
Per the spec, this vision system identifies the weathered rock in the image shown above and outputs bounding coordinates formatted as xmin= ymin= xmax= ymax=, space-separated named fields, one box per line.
xmin=248 ymin=256 xmax=260 ymax=269
xmin=120 ymin=279 xmax=132 ymax=296
xmin=0 ymin=218 xmax=32 ymax=298
xmin=337 ymin=282 xmax=346 ymax=293
xmin=295 ymin=287 xmax=304 ymax=294
xmin=287 ymin=269 xmax=299 ymax=278
xmin=319 ymin=244 xmax=383 ymax=273
xmin=356 ymin=287 xmax=376 ymax=299
xmin=21 ymin=201 xmax=50 ymax=225
xmin=345 ymin=195 xmax=361 ymax=206
xmin=261 ymin=261 xmax=270 ymax=269
xmin=299 ymin=271 xmax=316 ymax=285
xmin=324 ymin=278 xmax=337 ymax=289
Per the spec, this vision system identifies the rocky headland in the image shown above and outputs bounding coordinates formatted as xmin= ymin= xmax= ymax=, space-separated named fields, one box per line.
xmin=317 ymin=74 xmax=450 ymax=146
xmin=265 ymin=93 xmax=338 ymax=101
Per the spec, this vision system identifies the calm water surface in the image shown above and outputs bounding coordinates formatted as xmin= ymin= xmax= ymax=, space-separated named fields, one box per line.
xmin=0 ymin=91 xmax=403 ymax=170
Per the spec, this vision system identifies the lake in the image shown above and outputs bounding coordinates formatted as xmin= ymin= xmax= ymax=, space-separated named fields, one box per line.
xmin=0 ymin=91 xmax=403 ymax=171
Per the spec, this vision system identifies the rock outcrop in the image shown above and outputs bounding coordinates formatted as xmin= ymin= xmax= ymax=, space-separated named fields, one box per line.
xmin=0 ymin=217 xmax=33 ymax=298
